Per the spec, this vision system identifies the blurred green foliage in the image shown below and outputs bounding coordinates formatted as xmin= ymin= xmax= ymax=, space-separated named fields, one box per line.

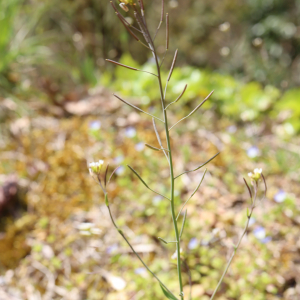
xmin=103 ymin=54 xmax=300 ymax=134
xmin=1 ymin=0 xmax=300 ymax=97
xmin=1 ymin=0 xmax=300 ymax=299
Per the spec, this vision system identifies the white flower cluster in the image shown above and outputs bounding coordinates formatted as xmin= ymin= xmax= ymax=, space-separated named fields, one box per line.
xmin=248 ymin=168 xmax=262 ymax=181
xmin=89 ymin=160 xmax=104 ymax=175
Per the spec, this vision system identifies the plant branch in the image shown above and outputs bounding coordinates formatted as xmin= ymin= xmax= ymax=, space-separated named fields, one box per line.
xmin=159 ymin=12 xmax=169 ymax=68
xmin=164 ymin=49 xmax=178 ymax=100
xmin=109 ymin=1 xmax=142 ymax=33
xmin=169 ymin=90 xmax=214 ymax=131
xmin=175 ymin=152 xmax=219 ymax=180
xmin=106 ymin=59 xmax=158 ymax=77
xmin=158 ymin=237 xmax=178 ymax=244
xmin=152 ymin=118 xmax=169 ymax=163
xmin=179 ymin=209 xmax=187 ymax=240
xmin=127 ymin=165 xmax=171 ymax=201
xmin=145 ymin=144 xmax=169 ymax=152
xmin=176 ymin=169 xmax=207 ymax=220
xmin=153 ymin=0 xmax=164 ymax=41
xmin=165 ymin=84 xmax=188 ymax=110
xmin=113 ymin=94 xmax=164 ymax=123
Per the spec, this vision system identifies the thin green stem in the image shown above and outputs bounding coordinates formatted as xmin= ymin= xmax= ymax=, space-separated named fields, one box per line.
xmin=153 ymin=44 xmax=184 ymax=300
xmin=105 ymin=193 xmax=178 ymax=300
xmin=111 ymin=6 xmax=184 ymax=297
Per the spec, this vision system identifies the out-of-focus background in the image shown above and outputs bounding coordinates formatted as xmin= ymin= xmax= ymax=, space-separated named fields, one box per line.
xmin=0 ymin=0 xmax=300 ymax=299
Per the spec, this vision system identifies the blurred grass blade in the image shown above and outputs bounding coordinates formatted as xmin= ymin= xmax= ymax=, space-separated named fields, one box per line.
xmin=175 ymin=152 xmax=219 ymax=179
xmin=160 ymin=284 xmax=178 ymax=300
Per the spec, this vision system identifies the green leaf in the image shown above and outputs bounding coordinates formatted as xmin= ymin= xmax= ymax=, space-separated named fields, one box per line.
xmin=160 ymin=284 xmax=178 ymax=300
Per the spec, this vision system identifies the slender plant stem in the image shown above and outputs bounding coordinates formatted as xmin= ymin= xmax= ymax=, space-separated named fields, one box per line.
xmin=152 ymin=41 xmax=184 ymax=300
xmin=209 ymin=206 xmax=255 ymax=300
xmin=105 ymin=194 xmax=178 ymax=300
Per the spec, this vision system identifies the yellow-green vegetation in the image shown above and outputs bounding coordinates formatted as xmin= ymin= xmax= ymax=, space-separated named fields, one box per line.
xmin=1 ymin=81 xmax=300 ymax=298
xmin=1 ymin=0 xmax=300 ymax=299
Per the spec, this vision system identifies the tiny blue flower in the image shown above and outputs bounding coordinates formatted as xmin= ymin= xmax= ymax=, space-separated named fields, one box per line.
xmin=125 ymin=127 xmax=136 ymax=138
xmin=227 ymin=125 xmax=237 ymax=133
xmin=188 ymin=238 xmax=199 ymax=250
xmin=247 ymin=146 xmax=260 ymax=158
xmin=114 ymin=155 xmax=124 ymax=164
xmin=106 ymin=244 xmax=118 ymax=254
xmin=116 ymin=166 xmax=125 ymax=175
xmin=134 ymin=268 xmax=147 ymax=275
xmin=253 ymin=226 xmax=266 ymax=240
xmin=135 ymin=142 xmax=144 ymax=152
xmin=152 ymin=195 xmax=163 ymax=205
xmin=274 ymin=190 xmax=286 ymax=203
xmin=89 ymin=120 xmax=101 ymax=130
xmin=261 ymin=236 xmax=272 ymax=244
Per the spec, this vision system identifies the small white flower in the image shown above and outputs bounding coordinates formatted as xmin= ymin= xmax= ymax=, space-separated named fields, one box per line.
xmin=89 ymin=160 xmax=104 ymax=175
xmin=254 ymin=168 xmax=262 ymax=174
xmin=119 ymin=3 xmax=129 ymax=12
xmin=248 ymin=168 xmax=262 ymax=181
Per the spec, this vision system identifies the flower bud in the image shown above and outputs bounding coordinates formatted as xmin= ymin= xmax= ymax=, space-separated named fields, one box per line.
xmin=248 ymin=168 xmax=262 ymax=182
xmin=89 ymin=160 xmax=104 ymax=175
